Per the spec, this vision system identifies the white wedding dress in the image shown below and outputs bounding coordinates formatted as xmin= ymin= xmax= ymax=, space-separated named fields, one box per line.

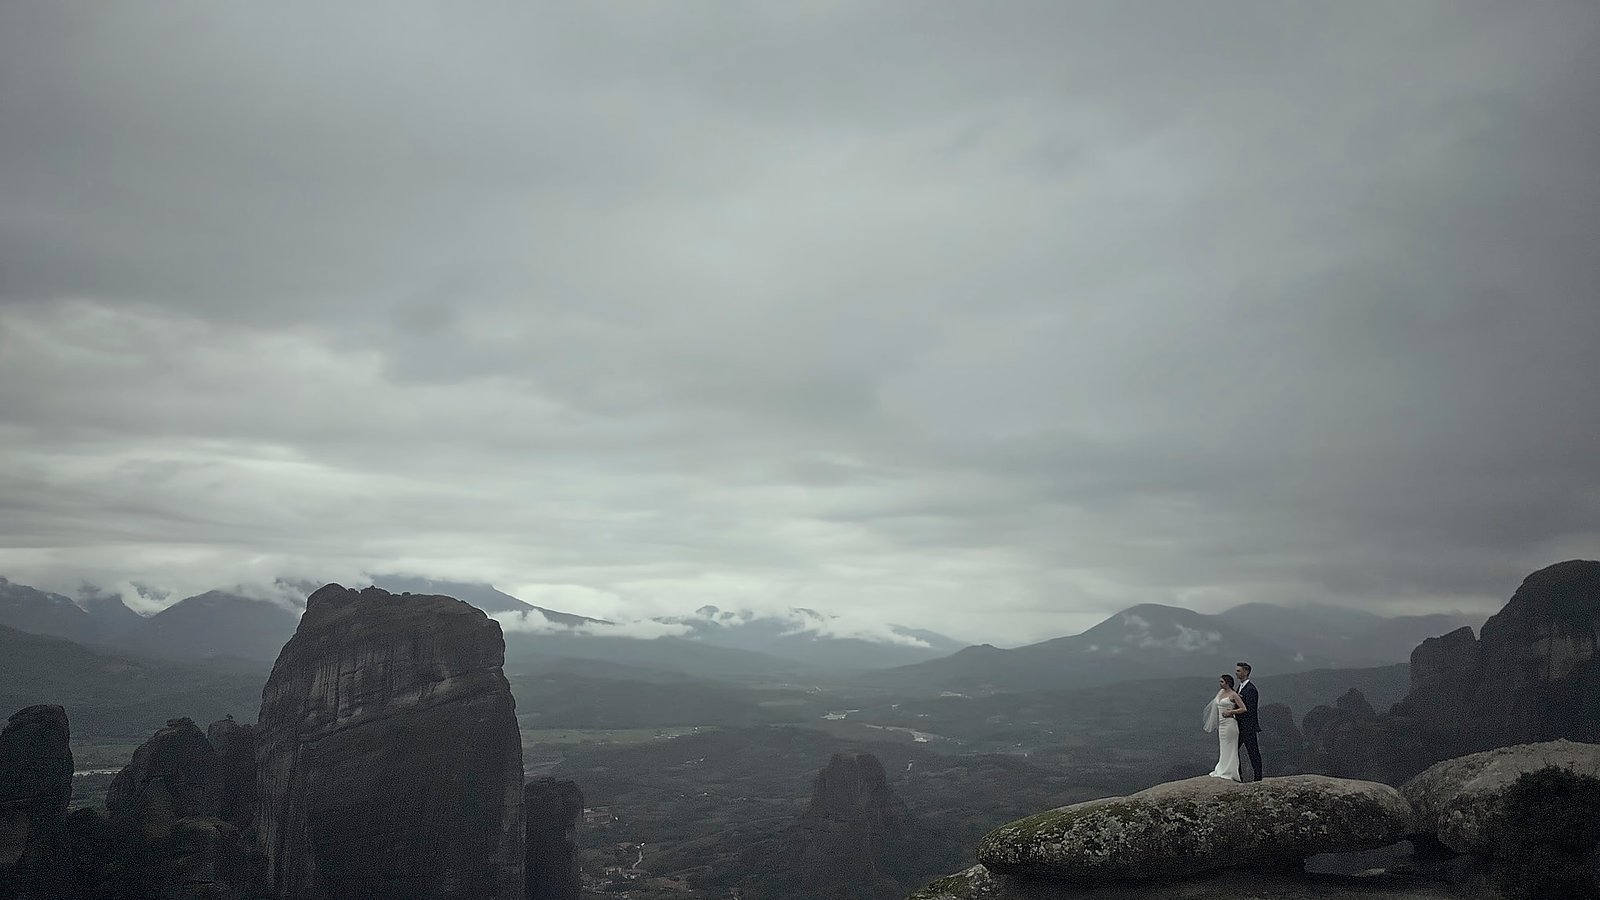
xmin=1204 ymin=691 xmax=1241 ymax=781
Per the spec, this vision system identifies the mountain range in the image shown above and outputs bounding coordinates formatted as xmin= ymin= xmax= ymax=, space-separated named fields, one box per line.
xmin=0 ymin=575 xmax=1478 ymax=686
xmin=0 ymin=622 xmax=265 ymax=736
xmin=0 ymin=577 xmax=145 ymax=645
xmin=864 ymin=602 xmax=1480 ymax=693
xmin=0 ymin=576 xmax=968 ymax=676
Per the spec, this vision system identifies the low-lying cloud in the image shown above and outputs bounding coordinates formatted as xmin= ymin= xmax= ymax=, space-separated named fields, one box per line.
xmin=683 ymin=606 xmax=935 ymax=648
xmin=492 ymin=609 xmax=693 ymax=640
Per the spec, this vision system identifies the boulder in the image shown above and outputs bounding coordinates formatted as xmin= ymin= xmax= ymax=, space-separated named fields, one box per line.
xmin=976 ymin=775 xmax=1414 ymax=883
xmin=256 ymin=583 xmax=525 ymax=900
xmin=525 ymin=777 xmax=583 ymax=900
xmin=1400 ymin=739 xmax=1600 ymax=854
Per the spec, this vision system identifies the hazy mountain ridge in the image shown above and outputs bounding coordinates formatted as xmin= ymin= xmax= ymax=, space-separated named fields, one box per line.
xmin=121 ymin=590 xmax=302 ymax=663
xmin=865 ymin=601 xmax=1470 ymax=693
xmin=0 ymin=575 xmax=970 ymax=674
xmin=0 ymin=624 xmax=264 ymax=737
xmin=0 ymin=574 xmax=1484 ymax=681
xmin=1217 ymin=601 xmax=1482 ymax=667
xmin=0 ymin=577 xmax=142 ymax=645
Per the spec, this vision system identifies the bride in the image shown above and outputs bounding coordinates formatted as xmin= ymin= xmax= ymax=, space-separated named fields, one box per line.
xmin=1202 ymin=673 xmax=1248 ymax=781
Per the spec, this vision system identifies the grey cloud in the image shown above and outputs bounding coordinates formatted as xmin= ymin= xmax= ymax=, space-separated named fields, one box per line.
xmin=0 ymin=2 xmax=1596 ymax=644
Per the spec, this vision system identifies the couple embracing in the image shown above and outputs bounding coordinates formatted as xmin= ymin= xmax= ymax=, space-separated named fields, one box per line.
xmin=1201 ymin=662 xmax=1263 ymax=782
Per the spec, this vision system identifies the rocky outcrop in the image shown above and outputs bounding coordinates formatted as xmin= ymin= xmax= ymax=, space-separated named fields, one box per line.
xmin=0 ymin=705 xmax=74 ymax=896
xmin=1300 ymin=687 xmax=1377 ymax=743
xmin=1401 ymin=739 xmax=1600 ymax=854
xmin=102 ymin=716 xmax=271 ymax=899
xmin=107 ymin=717 xmax=221 ymax=839
xmin=256 ymin=583 xmax=525 ymax=900
xmin=909 ymin=864 xmax=1464 ymax=899
xmin=1303 ymin=560 xmax=1600 ymax=784
xmin=1298 ymin=689 xmax=1423 ymax=783
xmin=1408 ymin=626 xmax=1479 ymax=692
xmin=791 ymin=752 xmax=913 ymax=898
xmin=524 ymin=777 xmax=582 ymax=900
xmin=1396 ymin=560 xmax=1600 ymax=751
xmin=1256 ymin=702 xmax=1303 ymax=776
xmin=976 ymin=775 xmax=1413 ymax=883
xmin=801 ymin=752 xmax=909 ymax=833
xmin=1 ymin=708 xmax=266 ymax=899
xmin=205 ymin=716 xmax=257 ymax=830
xmin=160 ymin=816 xmax=248 ymax=900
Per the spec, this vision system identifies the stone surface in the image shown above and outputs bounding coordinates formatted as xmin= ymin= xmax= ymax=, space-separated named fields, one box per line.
xmin=163 ymin=816 xmax=240 ymax=899
xmin=976 ymin=775 xmax=1414 ymax=884
xmin=205 ymin=716 xmax=257 ymax=830
xmin=1303 ymin=559 xmax=1600 ymax=784
xmin=907 ymin=864 xmax=1468 ymax=900
xmin=1404 ymin=560 xmax=1600 ymax=750
xmin=1299 ymin=689 xmax=1426 ymax=785
xmin=107 ymin=717 xmax=221 ymax=841
xmin=1400 ymin=739 xmax=1600 ymax=854
xmin=791 ymin=751 xmax=913 ymax=898
xmin=1408 ymin=626 xmax=1479 ymax=692
xmin=256 ymin=583 xmax=525 ymax=900
xmin=524 ymin=777 xmax=582 ymax=900
xmin=0 ymin=704 xmax=73 ymax=888
xmin=1258 ymin=703 xmax=1304 ymax=776
xmin=1259 ymin=703 xmax=1302 ymax=746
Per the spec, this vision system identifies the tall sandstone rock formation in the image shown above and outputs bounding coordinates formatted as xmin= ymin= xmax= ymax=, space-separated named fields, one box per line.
xmin=0 ymin=704 xmax=73 ymax=898
xmin=789 ymin=751 xmax=915 ymax=900
xmin=523 ymin=777 xmax=582 ymax=900
xmin=206 ymin=716 xmax=257 ymax=831
xmin=1303 ymin=559 xmax=1600 ymax=783
xmin=107 ymin=717 xmax=222 ymax=835
xmin=101 ymin=714 xmax=273 ymax=899
xmin=256 ymin=584 xmax=525 ymax=900
xmin=1404 ymin=559 xmax=1600 ymax=746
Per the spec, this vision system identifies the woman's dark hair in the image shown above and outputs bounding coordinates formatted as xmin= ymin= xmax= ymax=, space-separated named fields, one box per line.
xmin=1220 ymin=674 xmax=1236 ymax=689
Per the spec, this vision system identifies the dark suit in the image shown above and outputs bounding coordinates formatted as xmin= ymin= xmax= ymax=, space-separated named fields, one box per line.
xmin=1236 ymin=681 xmax=1263 ymax=781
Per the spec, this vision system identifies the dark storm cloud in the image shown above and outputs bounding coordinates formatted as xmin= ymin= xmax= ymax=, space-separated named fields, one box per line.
xmin=0 ymin=1 xmax=1596 ymax=642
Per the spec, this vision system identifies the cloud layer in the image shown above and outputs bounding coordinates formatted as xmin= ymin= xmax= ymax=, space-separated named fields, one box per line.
xmin=1 ymin=2 xmax=1596 ymax=644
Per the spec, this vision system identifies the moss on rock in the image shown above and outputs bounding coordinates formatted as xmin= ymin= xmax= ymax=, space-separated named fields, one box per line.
xmin=975 ymin=775 xmax=1413 ymax=883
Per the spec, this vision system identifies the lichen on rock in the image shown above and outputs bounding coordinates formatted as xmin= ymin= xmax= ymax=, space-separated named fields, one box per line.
xmin=976 ymin=775 xmax=1414 ymax=884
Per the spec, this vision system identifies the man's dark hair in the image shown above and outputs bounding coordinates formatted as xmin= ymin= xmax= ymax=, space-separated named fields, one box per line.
xmin=1236 ymin=662 xmax=1252 ymax=675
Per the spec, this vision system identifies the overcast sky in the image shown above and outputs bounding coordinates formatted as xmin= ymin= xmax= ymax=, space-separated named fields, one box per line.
xmin=1 ymin=2 xmax=1596 ymax=645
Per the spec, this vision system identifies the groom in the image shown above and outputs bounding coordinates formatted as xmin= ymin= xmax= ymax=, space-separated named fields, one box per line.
xmin=1234 ymin=661 xmax=1263 ymax=781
